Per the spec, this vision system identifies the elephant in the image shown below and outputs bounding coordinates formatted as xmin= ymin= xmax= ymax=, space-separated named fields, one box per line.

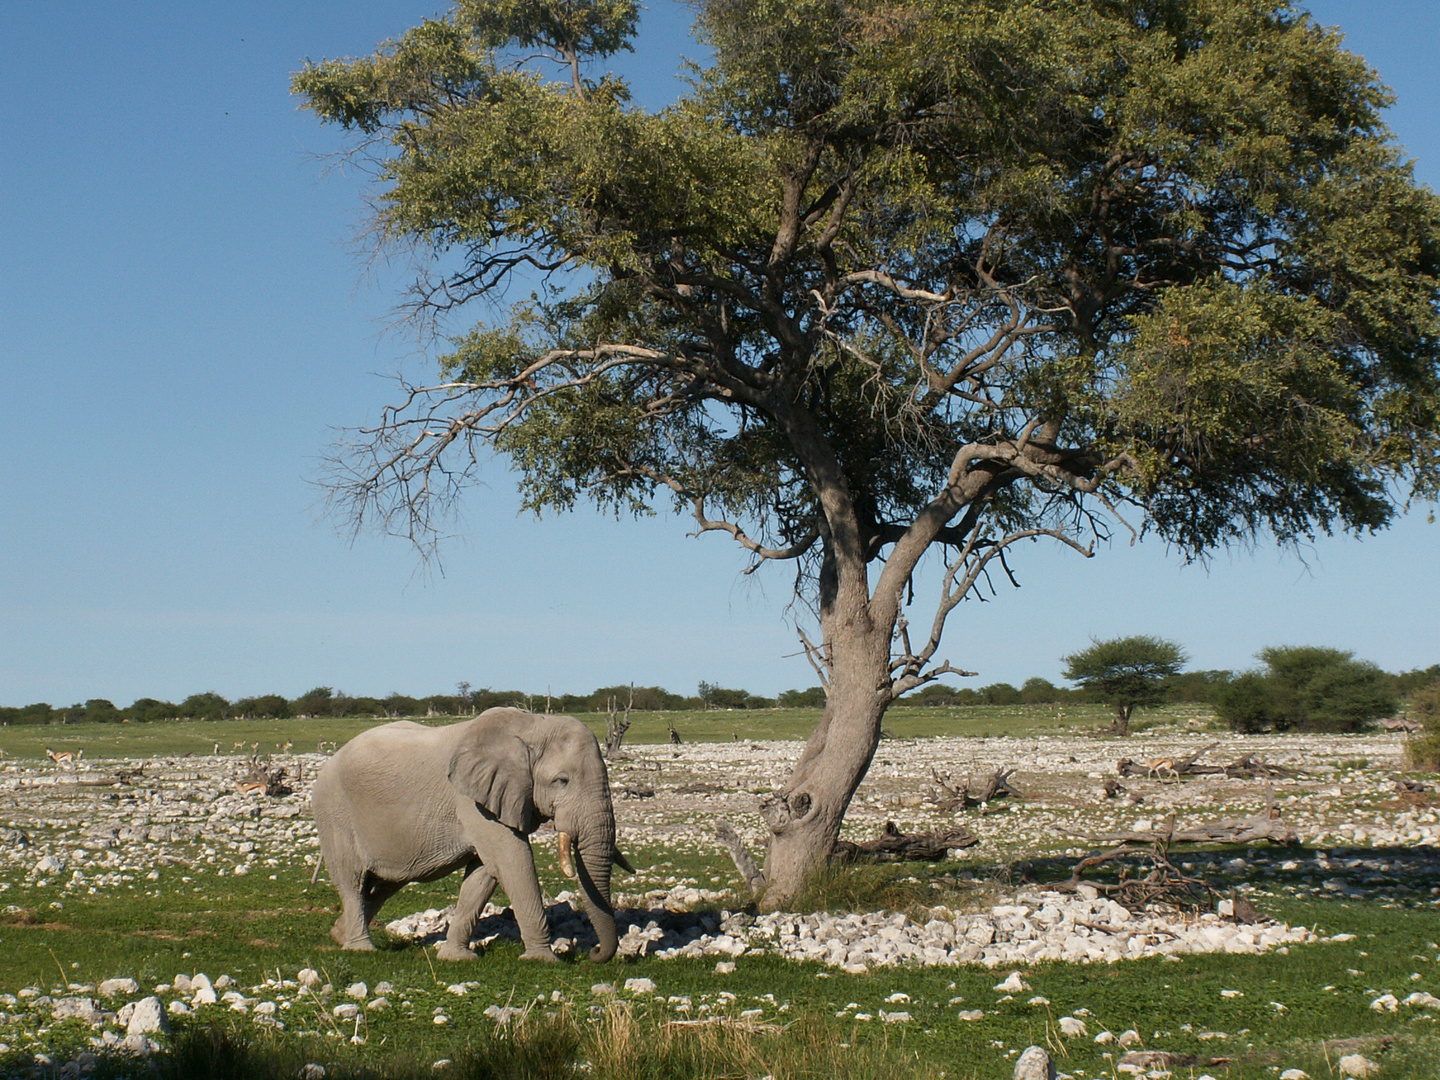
xmin=310 ymin=708 xmax=629 ymax=962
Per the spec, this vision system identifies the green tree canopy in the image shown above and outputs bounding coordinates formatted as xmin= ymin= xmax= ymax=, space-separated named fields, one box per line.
xmin=1062 ymin=635 xmax=1187 ymax=734
xmin=296 ymin=0 xmax=1440 ymax=904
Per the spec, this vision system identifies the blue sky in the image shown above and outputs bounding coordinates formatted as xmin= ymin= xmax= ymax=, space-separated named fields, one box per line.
xmin=2 ymin=1 xmax=1437 ymax=708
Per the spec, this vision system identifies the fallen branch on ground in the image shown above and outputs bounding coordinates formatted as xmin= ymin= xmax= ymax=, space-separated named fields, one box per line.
xmin=929 ymin=766 xmax=1022 ymax=811
xmin=832 ymin=820 xmax=979 ymax=862
xmin=1059 ymin=792 xmax=1298 ymax=846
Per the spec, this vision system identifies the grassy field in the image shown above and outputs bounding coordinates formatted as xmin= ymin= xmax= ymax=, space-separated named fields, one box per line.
xmin=0 ymin=702 xmax=1209 ymax=761
xmin=1 ymin=710 xmax=1433 ymax=1079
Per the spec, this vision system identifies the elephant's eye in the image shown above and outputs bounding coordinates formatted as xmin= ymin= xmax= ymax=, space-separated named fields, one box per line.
xmin=553 ymin=774 xmax=570 ymax=787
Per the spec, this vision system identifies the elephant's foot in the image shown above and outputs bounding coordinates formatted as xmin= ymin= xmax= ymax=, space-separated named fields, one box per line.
xmin=435 ymin=941 xmax=479 ymax=962
xmin=520 ymin=946 xmax=561 ymax=963
xmin=332 ymin=920 xmax=375 ymax=950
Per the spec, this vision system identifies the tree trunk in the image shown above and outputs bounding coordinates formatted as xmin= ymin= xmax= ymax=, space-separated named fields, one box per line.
xmin=1111 ymin=704 xmax=1132 ymax=736
xmin=759 ymin=607 xmax=891 ymax=909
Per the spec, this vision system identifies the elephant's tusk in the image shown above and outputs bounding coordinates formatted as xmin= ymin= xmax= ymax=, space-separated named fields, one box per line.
xmin=557 ymin=831 xmax=577 ymax=879
xmin=613 ymin=849 xmax=637 ymax=875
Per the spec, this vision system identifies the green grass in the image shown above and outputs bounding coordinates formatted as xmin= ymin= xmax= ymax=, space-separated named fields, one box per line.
xmin=0 ymin=703 xmax=1216 ymax=760
xmin=3 ymin=712 xmax=1437 ymax=1078
xmin=4 ymin=838 xmax=1439 ymax=1079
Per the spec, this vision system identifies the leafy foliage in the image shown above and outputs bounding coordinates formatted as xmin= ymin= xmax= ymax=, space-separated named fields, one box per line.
xmin=295 ymin=0 xmax=1440 ymax=595
xmin=1215 ymin=645 xmax=1397 ymax=733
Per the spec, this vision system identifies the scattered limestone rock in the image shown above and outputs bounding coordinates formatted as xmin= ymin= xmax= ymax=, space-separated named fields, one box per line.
xmin=98 ymin=978 xmax=139 ymax=997
xmin=1014 ymin=1046 xmax=1056 ymax=1080
xmin=1338 ymin=1055 xmax=1380 ymax=1078
xmin=125 ymin=997 xmax=169 ymax=1036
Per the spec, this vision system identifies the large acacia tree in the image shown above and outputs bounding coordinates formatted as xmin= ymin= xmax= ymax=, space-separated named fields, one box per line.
xmin=296 ymin=0 xmax=1440 ymax=905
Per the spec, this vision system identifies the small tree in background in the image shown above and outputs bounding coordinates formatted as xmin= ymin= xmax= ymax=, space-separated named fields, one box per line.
xmin=1062 ymin=636 xmax=1187 ymax=736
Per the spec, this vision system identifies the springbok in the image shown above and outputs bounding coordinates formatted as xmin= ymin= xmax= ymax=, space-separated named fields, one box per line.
xmin=46 ymin=748 xmax=76 ymax=767
xmin=1146 ymin=757 xmax=1178 ymax=782
xmin=236 ymin=780 xmax=267 ymax=796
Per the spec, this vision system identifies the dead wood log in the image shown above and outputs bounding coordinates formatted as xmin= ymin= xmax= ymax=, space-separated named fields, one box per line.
xmin=715 ymin=821 xmax=765 ymax=897
xmin=1217 ymin=754 xmax=1303 ymax=780
xmin=603 ymin=689 xmax=633 ymax=760
xmin=620 ymin=783 xmax=655 ymax=799
xmin=929 ymin=766 xmax=1022 ymax=811
xmin=1102 ymin=778 xmax=1126 ymax=799
xmin=1380 ymin=716 xmax=1424 ymax=733
xmin=674 ymin=782 xmax=725 ymax=795
xmin=832 ymin=820 xmax=979 ymax=862
xmin=1052 ymin=842 xmax=1217 ymax=911
xmin=1060 ymin=797 xmax=1298 ymax=847
xmin=238 ymin=755 xmax=292 ymax=797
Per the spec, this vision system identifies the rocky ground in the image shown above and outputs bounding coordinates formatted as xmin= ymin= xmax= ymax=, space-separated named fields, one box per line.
xmin=1 ymin=729 xmax=1438 ymax=1073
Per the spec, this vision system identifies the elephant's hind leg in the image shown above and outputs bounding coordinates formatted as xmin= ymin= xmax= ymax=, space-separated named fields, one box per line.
xmin=361 ymin=873 xmax=403 ymax=932
xmin=331 ymin=870 xmax=376 ymax=950
xmin=437 ymin=861 xmax=498 ymax=961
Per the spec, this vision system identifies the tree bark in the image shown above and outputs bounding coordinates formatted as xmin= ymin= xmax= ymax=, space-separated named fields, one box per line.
xmin=759 ymin=578 xmax=893 ymax=908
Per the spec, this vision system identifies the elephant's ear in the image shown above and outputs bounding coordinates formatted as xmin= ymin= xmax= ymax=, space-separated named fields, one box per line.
xmin=447 ymin=716 xmax=537 ymax=833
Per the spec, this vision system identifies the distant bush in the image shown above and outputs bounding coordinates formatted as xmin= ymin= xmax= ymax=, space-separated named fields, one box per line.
xmin=1216 ymin=646 xmax=1397 ymax=733
xmin=1214 ymin=672 xmax=1281 ymax=733
xmin=1408 ymin=680 xmax=1440 ymax=773
xmin=979 ymin=682 xmax=1023 ymax=706
xmin=893 ymin=684 xmax=965 ymax=707
xmin=1411 ymin=680 xmax=1440 ymax=725
xmin=1020 ymin=677 xmax=1065 ymax=704
xmin=1165 ymin=669 xmax=1233 ymax=703
xmin=1397 ymin=665 xmax=1440 ymax=698
xmin=778 ymin=686 xmax=827 ymax=708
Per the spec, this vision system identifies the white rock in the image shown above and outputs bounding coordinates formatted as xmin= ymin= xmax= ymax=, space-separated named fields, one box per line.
xmin=1369 ymin=994 xmax=1398 ymax=1012
xmin=1057 ymin=1016 xmax=1087 ymax=1037
xmin=1013 ymin=1045 xmax=1055 ymax=1080
xmin=126 ymin=997 xmax=169 ymax=1036
xmin=1337 ymin=1055 xmax=1379 ymax=1078
xmin=957 ymin=1009 xmax=985 ymax=1021
xmin=624 ymin=978 xmax=657 ymax=994
xmin=714 ymin=961 xmax=735 ymax=974
xmin=167 ymin=1001 xmax=190 ymax=1016
xmin=994 ymin=972 xmax=1029 ymax=993
xmin=1280 ymin=1071 xmax=1310 ymax=1080
xmin=333 ymin=1003 xmax=360 ymax=1020
xmin=99 ymin=978 xmax=139 ymax=997
xmin=300 ymin=1066 xmax=327 ymax=1080
xmin=346 ymin=982 xmax=368 ymax=1000
xmin=879 ymin=1010 xmax=911 ymax=1023
xmin=297 ymin=968 xmax=321 ymax=988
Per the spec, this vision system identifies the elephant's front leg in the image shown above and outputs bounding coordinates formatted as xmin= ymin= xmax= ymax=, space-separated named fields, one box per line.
xmin=436 ymin=860 xmax=497 ymax=962
xmin=458 ymin=805 xmax=558 ymax=962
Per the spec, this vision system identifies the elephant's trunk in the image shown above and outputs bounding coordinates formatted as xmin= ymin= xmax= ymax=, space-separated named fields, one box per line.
xmin=576 ymin=846 xmax=617 ymax=962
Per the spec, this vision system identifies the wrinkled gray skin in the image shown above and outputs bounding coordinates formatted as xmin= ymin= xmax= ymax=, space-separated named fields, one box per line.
xmin=312 ymin=708 xmax=620 ymax=962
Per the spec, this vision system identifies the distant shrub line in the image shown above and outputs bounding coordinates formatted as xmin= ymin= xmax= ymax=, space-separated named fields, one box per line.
xmin=5 ymin=656 xmax=1435 ymax=729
